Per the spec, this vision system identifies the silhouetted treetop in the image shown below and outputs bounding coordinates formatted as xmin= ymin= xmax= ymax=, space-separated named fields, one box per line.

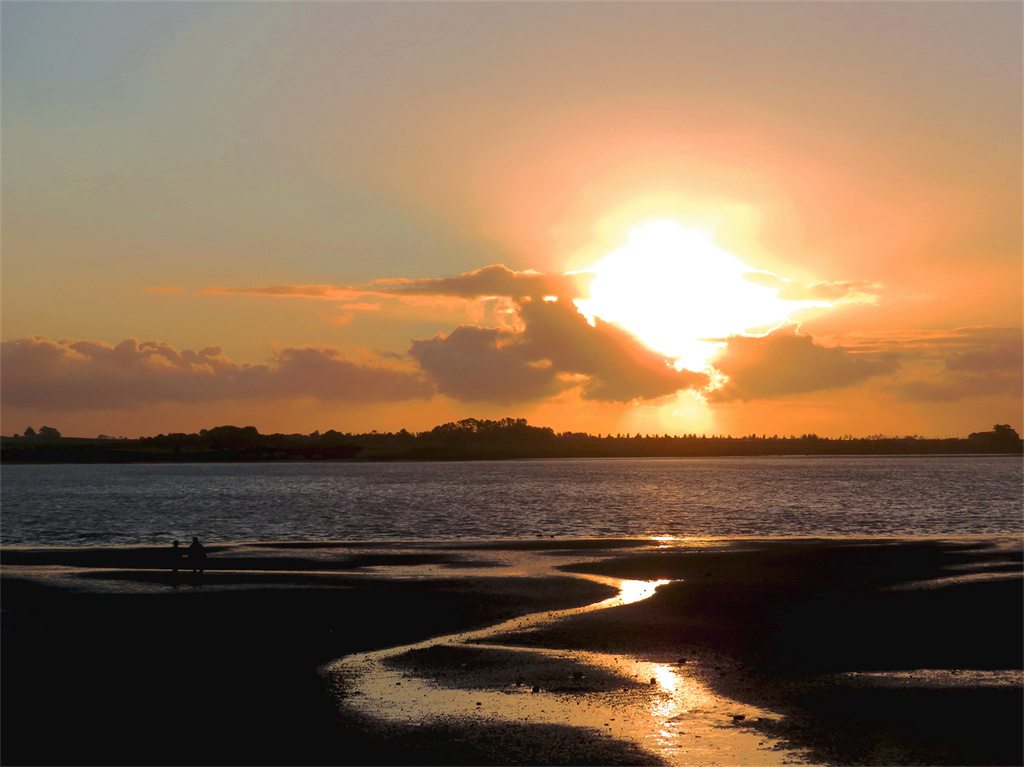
xmin=198 ymin=425 xmax=262 ymax=449
xmin=969 ymin=424 xmax=1021 ymax=448
xmin=428 ymin=417 xmax=554 ymax=441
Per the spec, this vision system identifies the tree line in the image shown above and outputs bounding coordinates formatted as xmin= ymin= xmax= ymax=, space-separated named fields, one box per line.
xmin=1 ymin=419 xmax=1021 ymax=462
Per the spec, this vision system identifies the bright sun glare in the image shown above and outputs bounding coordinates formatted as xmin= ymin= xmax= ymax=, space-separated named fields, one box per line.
xmin=574 ymin=220 xmax=820 ymax=370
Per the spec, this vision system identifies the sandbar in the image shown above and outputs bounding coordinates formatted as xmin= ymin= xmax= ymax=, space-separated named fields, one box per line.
xmin=2 ymin=536 xmax=1020 ymax=765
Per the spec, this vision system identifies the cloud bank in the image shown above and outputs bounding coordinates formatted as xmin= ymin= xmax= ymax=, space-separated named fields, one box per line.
xmin=4 ymin=318 xmax=1016 ymax=416
xmin=201 ymin=265 xmax=594 ymax=302
xmin=894 ymin=326 xmax=1023 ymax=402
xmin=1 ymin=336 xmax=433 ymax=410
xmin=369 ymin=265 xmax=595 ymax=300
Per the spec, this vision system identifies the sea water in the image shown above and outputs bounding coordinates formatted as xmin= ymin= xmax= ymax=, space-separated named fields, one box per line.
xmin=1 ymin=455 xmax=1020 ymax=547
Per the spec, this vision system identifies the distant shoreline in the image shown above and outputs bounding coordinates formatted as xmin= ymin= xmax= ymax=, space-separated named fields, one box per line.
xmin=3 ymin=419 xmax=1021 ymax=463
xmin=3 ymin=442 xmax=1021 ymax=464
xmin=2 ymin=448 xmax=1021 ymax=464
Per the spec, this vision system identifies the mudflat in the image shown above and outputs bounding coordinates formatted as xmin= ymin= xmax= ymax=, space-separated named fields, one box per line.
xmin=1 ymin=537 xmax=1020 ymax=766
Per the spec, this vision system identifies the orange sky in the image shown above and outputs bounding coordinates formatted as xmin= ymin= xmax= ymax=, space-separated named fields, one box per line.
xmin=2 ymin=2 xmax=1021 ymax=439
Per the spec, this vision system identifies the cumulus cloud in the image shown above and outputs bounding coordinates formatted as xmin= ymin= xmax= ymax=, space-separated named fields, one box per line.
xmin=409 ymin=325 xmax=562 ymax=405
xmin=1 ymin=336 xmax=433 ymax=410
xmin=410 ymin=298 xmax=708 ymax=405
xmin=517 ymin=299 xmax=708 ymax=401
xmin=706 ymin=322 xmax=900 ymax=402
xmin=201 ymin=265 xmax=594 ymax=302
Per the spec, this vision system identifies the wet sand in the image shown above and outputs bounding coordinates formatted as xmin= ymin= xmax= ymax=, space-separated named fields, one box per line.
xmin=1 ymin=537 xmax=1021 ymax=766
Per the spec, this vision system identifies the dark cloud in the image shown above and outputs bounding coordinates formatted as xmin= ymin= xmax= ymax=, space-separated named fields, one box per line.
xmin=944 ymin=330 xmax=1022 ymax=372
xmin=898 ymin=372 xmax=1022 ymax=403
xmin=706 ymin=323 xmax=900 ymax=402
xmin=410 ymin=298 xmax=708 ymax=404
xmin=1 ymin=336 xmax=433 ymax=410
xmin=409 ymin=325 xmax=562 ymax=405
xmin=202 ymin=265 xmax=594 ymax=302
xmin=894 ymin=326 xmax=1022 ymax=402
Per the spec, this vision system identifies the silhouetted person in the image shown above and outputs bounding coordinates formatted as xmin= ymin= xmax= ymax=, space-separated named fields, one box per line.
xmin=170 ymin=540 xmax=183 ymax=574
xmin=188 ymin=536 xmax=207 ymax=574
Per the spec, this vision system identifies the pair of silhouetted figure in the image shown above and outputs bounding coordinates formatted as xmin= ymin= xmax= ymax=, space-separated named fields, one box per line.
xmin=171 ymin=537 xmax=207 ymax=575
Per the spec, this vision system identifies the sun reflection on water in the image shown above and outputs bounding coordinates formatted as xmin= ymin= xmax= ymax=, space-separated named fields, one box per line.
xmin=327 ymin=569 xmax=811 ymax=766
xmin=618 ymin=579 xmax=669 ymax=605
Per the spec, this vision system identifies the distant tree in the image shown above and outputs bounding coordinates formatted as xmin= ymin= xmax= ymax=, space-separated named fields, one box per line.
xmin=199 ymin=425 xmax=261 ymax=449
xmin=969 ymin=424 xmax=1022 ymax=450
xmin=321 ymin=429 xmax=345 ymax=445
xmin=993 ymin=424 xmax=1020 ymax=441
xmin=38 ymin=426 xmax=62 ymax=439
xmin=23 ymin=427 xmax=36 ymax=438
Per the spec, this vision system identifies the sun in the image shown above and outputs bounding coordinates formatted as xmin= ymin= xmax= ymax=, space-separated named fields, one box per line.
xmin=574 ymin=220 xmax=820 ymax=371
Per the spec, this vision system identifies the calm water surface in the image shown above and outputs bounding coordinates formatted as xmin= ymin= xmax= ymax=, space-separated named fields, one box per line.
xmin=2 ymin=456 xmax=1021 ymax=547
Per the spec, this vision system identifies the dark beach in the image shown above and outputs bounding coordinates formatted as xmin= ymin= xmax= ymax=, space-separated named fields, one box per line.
xmin=2 ymin=537 xmax=1021 ymax=766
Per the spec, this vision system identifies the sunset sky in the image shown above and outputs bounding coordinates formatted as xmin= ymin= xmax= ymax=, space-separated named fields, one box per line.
xmin=3 ymin=1 xmax=1021 ymax=439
